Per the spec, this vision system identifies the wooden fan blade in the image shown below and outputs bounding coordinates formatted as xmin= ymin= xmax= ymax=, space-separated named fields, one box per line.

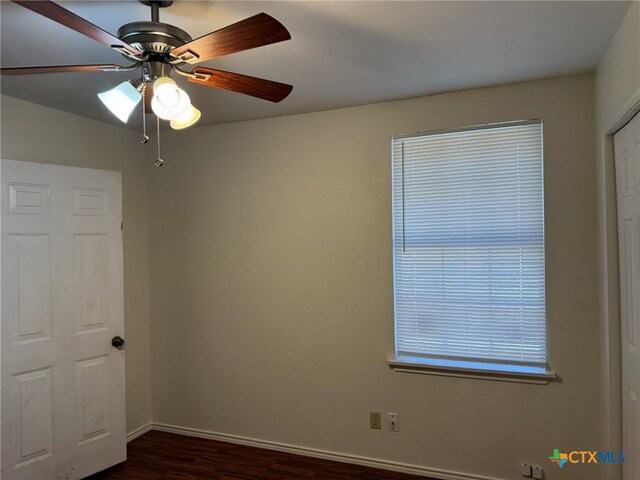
xmin=1 ymin=64 xmax=125 ymax=75
xmin=13 ymin=1 xmax=143 ymax=57
xmin=188 ymin=67 xmax=292 ymax=103
xmin=171 ymin=13 xmax=290 ymax=64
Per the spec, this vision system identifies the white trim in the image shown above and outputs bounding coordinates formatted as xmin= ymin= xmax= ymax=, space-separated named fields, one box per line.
xmin=150 ymin=422 xmax=506 ymax=480
xmin=604 ymin=87 xmax=640 ymax=135
xmin=387 ymin=355 xmax=555 ymax=384
xmin=126 ymin=422 xmax=152 ymax=443
xmin=392 ymin=118 xmax=542 ymax=140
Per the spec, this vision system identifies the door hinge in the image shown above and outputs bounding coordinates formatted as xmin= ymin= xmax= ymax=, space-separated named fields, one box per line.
xmin=121 ymin=221 xmax=124 ymax=231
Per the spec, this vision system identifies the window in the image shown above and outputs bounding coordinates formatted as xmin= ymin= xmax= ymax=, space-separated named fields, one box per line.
xmin=390 ymin=120 xmax=552 ymax=380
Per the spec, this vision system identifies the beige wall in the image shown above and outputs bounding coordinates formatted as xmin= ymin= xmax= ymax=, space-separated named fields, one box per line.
xmin=595 ymin=2 xmax=640 ymax=478
xmin=0 ymin=8 xmax=630 ymax=477
xmin=0 ymin=95 xmax=152 ymax=434
xmin=148 ymin=74 xmax=599 ymax=480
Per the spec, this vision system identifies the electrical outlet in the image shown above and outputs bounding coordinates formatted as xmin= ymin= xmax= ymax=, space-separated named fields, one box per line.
xmin=532 ymin=465 xmax=543 ymax=480
xmin=369 ymin=411 xmax=381 ymax=429
xmin=520 ymin=463 xmax=532 ymax=477
xmin=388 ymin=412 xmax=399 ymax=431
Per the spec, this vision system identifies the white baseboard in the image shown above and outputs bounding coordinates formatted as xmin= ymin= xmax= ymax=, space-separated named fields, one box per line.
xmin=149 ymin=422 xmax=503 ymax=480
xmin=126 ymin=422 xmax=152 ymax=443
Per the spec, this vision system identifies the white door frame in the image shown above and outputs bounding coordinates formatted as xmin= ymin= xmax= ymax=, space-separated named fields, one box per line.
xmin=601 ymin=87 xmax=640 ymax=480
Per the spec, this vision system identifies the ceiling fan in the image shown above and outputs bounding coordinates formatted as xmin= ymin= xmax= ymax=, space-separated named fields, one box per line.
xmin=0 ymin=0 xmax=293 ymax=135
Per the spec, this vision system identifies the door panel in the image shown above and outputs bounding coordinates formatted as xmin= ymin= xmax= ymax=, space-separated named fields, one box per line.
xmin=8 ymin=183 xmax=50 ymax=216
xmin=615 ymin=111 xmax=640 ymax=480
xmin=11 ymin=366 xmax=54 ymax=467
xmin=74 ymin=234 xmax=109 ymax=332
xmin=1 ymin=160 xmax=125 ymax=480
xmin=76 ymin=355 xmax=111 ymax=445
xmin=72 ymin=188 xmax=107 ymax=217
xmin=10 ymin=234 xmax=52 ymax=343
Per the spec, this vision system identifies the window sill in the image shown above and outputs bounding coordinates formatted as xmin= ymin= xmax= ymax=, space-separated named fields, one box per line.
xmin=387 ymin=355 xmax=557 ymax=385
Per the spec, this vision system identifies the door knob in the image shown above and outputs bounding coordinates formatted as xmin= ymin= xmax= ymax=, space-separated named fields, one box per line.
xmin=111 ymin=336 xmax=125 ymax=350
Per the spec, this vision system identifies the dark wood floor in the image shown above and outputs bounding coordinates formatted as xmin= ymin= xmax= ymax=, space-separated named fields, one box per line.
xmin=88 ymin=430 xmax=432 ymax=480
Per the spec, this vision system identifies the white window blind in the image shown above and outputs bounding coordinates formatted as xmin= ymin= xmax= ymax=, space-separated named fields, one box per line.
xmin=391 ymin=120 xmax=547 ymax=368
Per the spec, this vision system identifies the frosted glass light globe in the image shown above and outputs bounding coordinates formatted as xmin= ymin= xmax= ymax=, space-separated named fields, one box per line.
xmin=151 ymin=79 xmax=191 ymax=120
xmin=154 ymin=77 xmax=179 ymax=105
xmin=170 ymin=105 xmax=201 ymax=130
xmin=97 ymin=81 xmax=142 ymax=123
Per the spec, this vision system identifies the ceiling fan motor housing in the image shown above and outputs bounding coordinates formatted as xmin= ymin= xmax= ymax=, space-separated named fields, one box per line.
xmin=117 ymin=21 xmax=192 ymax=57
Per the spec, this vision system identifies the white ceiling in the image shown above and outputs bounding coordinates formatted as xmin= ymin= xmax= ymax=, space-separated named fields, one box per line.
xmin=0 ymin=1 xmax=631 ymax=130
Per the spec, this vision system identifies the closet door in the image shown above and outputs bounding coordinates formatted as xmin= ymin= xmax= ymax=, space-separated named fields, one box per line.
xmin=614 ymin=112 xmax=640 ymax=480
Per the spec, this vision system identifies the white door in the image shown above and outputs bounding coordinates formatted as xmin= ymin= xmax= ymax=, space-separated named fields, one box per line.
xmin=615 ymin=112 xmax=640 ymax=480
xmin=0 ymin=160 xmax=126 ymax=480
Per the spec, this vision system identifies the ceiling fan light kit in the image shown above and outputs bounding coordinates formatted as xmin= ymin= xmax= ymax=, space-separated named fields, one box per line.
xmin=1 ymin=0 xmax=293 ymax=166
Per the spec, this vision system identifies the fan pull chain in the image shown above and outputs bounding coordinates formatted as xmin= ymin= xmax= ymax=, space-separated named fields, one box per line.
xmin=155 ymin=116 xmax=164 ymax=167
xmin=140 ymin=84 xmax=149 ymax=144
